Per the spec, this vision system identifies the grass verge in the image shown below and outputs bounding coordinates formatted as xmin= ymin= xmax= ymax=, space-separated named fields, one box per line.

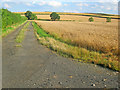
xmin=32 ymin=21 xmax=119 ymax=71
xmin=15 ymin=44 xmax=22 ymax=47
xmin=15 ymin=21 xmax=30 ymax=43
xmin=2 ymin=20 xmax=27 ymax=37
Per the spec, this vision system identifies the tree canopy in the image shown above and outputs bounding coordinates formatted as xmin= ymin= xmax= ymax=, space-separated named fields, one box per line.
xmin=50 ymin=12 xmax=60 ymax=21
xmin=88 ymin=17 xmax=94 ymax=22
xmin=106 ymin=17 xmax=111 ymax=22
xmin=25 ymin=11 xmax=37 ymax=20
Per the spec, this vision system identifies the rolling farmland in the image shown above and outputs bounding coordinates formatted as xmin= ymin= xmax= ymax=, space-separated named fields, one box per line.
xmin=16 ymin=12 xmax=119 ymax=19
xmin=36 ymin=15 xmax=118 ymax=22
xmin=2 ymin=9 xmax=119 ymax=88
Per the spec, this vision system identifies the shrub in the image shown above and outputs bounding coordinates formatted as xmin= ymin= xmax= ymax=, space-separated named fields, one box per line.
xmin=89 ymin=17 xmax=94 ymax=22
xmin=106 ymin=17 xmax=111 ymax=22
xmin=50 ymin=12 xmax=60 ymax=21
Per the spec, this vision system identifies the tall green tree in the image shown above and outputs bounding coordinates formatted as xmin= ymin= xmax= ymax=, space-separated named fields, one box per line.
xmin=50 ymin=12 xmax=60 ymax=21
xmin=25 ymin=11 xmax=37 ymax=20
xmin=25 ymin=11 xmax=32 ymax=20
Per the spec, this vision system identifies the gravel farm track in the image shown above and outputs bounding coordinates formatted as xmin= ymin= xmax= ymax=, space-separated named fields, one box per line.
xmin=2 ymin=21 xmax=119 ymax=88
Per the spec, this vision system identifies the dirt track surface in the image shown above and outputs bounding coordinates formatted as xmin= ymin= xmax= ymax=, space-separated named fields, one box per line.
xmin=2 ymin=22 xmax=119 ymax=88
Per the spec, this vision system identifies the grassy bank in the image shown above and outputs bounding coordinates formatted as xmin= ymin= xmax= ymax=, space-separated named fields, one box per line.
xmin=2 ymin=9 xmax=27 ymax=29
xmin=2 ymin=21 xmax=27 ymax=37
xmin=2 ymin=9 xmax=27 ymax=37
xmin=15 ymin=21 xmax=30 ymax=43
xmin=32 ymin=22 xmax=119 ymax=71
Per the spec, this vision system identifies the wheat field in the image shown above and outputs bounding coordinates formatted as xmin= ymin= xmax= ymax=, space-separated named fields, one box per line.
xmin=35 ymin=19 xmax=118 ymax=55
xmin=37 ymin=15 xmax=118 ymax=23
xmin=16 ymin=12 xmax=119 ymax=19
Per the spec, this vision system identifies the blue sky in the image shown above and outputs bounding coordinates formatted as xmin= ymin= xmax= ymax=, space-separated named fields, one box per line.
xmin=1 ymin=0 xmax=119 ymax=14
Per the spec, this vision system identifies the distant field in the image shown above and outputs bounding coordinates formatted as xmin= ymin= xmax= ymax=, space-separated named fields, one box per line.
xmin=35 ymin=20 xmax=118 ymax=55
xmin=36 ymin=15 xmax=118 ymax=22
xmin=15 ymin=12 xmax=119 ymax=19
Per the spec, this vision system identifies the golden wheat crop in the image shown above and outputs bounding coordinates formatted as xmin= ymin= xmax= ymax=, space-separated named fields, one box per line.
xmin=35 ymin=19 xmax=118 ymax=55
xmin=15 ymin=11 xmax=119 ymax=18
xmin=36 ymin=15 xmax=118 ymax=22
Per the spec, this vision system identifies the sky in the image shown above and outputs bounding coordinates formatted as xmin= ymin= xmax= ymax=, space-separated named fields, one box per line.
xmin=0 ymin=0 xmax=120 ymax=14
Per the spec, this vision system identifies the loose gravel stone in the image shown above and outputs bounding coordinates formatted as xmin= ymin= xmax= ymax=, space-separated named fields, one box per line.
xmin=91 ymin=83 xmax=96 ymax=86
xmin=69 ymin=75 xmax=73 ymax=78
xmin=58 ymin=82 xmax=62 ymax=85
xmin=103 ymin=79 xmax=107 ymax=82
xmin=105 ymin=85 xmax=107 ymax=87
xmin=82 ymin=82 xmax=85 ymax=84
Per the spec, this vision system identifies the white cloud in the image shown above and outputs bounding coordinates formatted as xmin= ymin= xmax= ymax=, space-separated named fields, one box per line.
xmin=63 ymin=10 xmax=79 ymax=13
xmin=63 ymin=10 xmax=71 ymax=12
xmin=1 ymin=0 xmax=120 ymax=3
xmin=76 ymin=3 xmax=83 ymax=10
xmin=84 ymin=3 xmax=88 ymax=6
xmin=98 ymin=0 xmax=118 ymax=3
xmin=113 ymin=6 xmax=118 ymax=10
xmin=64 ymin=4 xmax=68 ymax=6
xmin=38 ymin=1 xmax=46 ymax=6
xmin=2 ymin=0 xmax=12 ymax=2
xmin=32 ymin=1 xmax=36 ymax=4
xmin=113 ymin=0 xmax=119 ymax=4
xmin=95 ymin=4 xmax=98 ymax=7
xmin=80 ymin=7 xmax=82 ymax=10
xmin=106 ymin=7 xmax=111 ymax=10
xmin=25 ymin=3 xmax=32 ymax=6
xmin=48 ymin=1 xmax=62 ymax=7
xmin=76 ymin=3 xmax=83 ymax=7
xmin=91 ymin=7 xmax=95 ymax=8
xmin=100 ymin=6 xmax=104 ymax=9
xmin=73 ymin=10 xmax=79 ymax=13
xmin=98 ymin=11 xmax=104 ymax=13
xmin=76 ymin=3 xmax=88 ymax=7
xmin=4 ymin=3 xmax=11 ymax=8
xmin=36 ymin=1 xmax=62 ymax=7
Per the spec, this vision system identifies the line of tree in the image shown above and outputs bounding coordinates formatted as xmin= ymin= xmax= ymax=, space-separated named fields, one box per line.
xmin=1 ymin=8 xmax=27 ymax=29
xmin=25 ymin=11 xmax=37 ymax=20
xmin=88 ymin=16 xmax=112 ymax=22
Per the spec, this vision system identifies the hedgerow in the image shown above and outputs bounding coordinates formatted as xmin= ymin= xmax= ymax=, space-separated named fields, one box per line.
xmin=1 ymin=8 xmax=27 ymax=29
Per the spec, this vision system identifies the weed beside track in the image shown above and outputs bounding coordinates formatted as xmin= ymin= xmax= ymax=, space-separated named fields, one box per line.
xmin=15 ymin=22 xmax=30 ymax=43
